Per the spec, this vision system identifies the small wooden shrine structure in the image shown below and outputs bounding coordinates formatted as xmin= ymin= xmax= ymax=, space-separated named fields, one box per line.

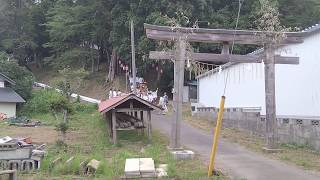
xmin=98 ymin=94 xmax=162 ymax=144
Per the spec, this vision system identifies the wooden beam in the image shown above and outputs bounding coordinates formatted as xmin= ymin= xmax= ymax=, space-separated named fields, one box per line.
xmin=145 ymin=24 xmax=304 ymax=45
xmin=264 ymin=46 xmax=278 ymax=149
xmin=115 ymin=108 xmax=150 ymax=113
xmin=149 ymin=51 xmax=299 ymax=64
xmin=112 ymin=111 xmax=117 ymax=145
xmin=147 ymin=110 xmax=152 ymax=143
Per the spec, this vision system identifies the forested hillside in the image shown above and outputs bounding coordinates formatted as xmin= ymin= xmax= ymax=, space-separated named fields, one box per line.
xmin=0 ymin=0 xmax=319 ymax=98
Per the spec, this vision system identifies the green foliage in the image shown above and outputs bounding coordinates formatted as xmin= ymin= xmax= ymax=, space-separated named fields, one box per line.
xmin=21 ymin=89 xmax=68 ymax=115
xmin=55 ymin=122 xmax=69 ymax=135
xmin=0 ymin=52 xmax=34 ymax=100
xmin=1 ymin=0 xmax=320 ymax=91
xmin=56 ymin=66 xmax=89 ymax=98
xmin=74 ymin=103 xmax=97 ymax=113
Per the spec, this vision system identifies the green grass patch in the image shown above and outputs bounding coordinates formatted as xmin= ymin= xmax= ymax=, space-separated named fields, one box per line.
xmin=17 ymin=100 xmax=223 ymax=179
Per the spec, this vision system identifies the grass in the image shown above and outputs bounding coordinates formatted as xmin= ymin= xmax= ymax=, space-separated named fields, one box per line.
xmin=181 ymin=103 xmax=320 ymax=173
xmin=7 ymin=103 xmax=224 ymax=179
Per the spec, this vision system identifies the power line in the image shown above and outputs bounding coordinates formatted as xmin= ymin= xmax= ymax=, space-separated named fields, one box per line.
xmin=223 ymin=0 xmax=244 ymax=96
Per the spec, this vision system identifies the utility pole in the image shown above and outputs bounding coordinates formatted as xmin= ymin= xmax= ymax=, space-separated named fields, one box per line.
xmin=131 ymin=20 xmax=137 ymax=94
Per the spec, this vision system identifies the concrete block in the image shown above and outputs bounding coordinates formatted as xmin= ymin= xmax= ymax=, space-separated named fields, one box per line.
xmin=156 ymin=164 xmax=168 ymax=178
xmin=0 ymin=160 xmax=9 ymax=170
xmin=156 ymin=168 xmax=168 ymax=178
xmin=125 ymin=158 xmax=140 ymax=176
xmin=139 ymin=158 xmax=155 ymax=173
xmin=87 ymin=159 xmax=100 ymax=171
xmin=158 ymin=164 xmax=168 ymax=171
xmin=0 ymin=147 xmax=32 ymax=160
xmin=8 ymin=160 xmax=21 ymax=171
xmin=21 ymin=160 xmax=35 ymax=171
xmin=34 ymin=160 xmax=41 ymax=170
xmin=171 ymin=150 xmax=195 ymax=160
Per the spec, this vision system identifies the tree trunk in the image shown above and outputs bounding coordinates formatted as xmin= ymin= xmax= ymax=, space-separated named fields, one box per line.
xmin=63 ymin=109 xmax=68 ymax=124
xmin=91 ymin=58 xmax=95 ymax=73
xmin=34 ymin=52 xmax=42 ymax=69
xmin=107 ymin=49 xmax=116 ymax=82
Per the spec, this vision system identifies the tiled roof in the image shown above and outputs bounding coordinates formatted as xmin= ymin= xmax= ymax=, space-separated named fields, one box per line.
xmin=98 ymin=94 xmax=161 ymax=113
xmin=98 ymin=94 xmax=129 ymax=112
xmin=0 ymin=88 xmax=25 ymax=103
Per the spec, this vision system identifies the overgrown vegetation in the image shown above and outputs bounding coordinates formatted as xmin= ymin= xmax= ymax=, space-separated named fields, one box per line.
xmin=0 ymin=0 xmax=319 ymax=92
xmin=14 ymin=91 xmax=222 ymax=179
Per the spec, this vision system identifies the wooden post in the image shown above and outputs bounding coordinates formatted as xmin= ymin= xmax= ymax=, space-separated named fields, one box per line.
xmin=131 ymin=20 xmax=137 ymax=93
xmin=140 ymin=111 xmax=145 ymax=135
xmin=140 ymin=111 xmax=144 ymax=121
xmin=170 ymin=39 xmax=186 ymax=149
xmin=112 ymin=110 xmax=117 ymax=145
xmin=264 ymin=45 xmax=278 ymax=149
xmin=221 ymin=42 xmax=230 ymax=55
xmin=147 ymin=110 xmax=152 ymax=143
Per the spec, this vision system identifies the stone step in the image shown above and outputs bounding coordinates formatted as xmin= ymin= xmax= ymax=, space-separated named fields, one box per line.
xmin=125 ymin=158 xmax=140 ymax=175
xmin=139 ymin=158 xmax=155 ymax=173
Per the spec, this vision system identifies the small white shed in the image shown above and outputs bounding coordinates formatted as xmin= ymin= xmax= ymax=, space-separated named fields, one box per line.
xmin=0 ymin=73 xmax=25 ymax=118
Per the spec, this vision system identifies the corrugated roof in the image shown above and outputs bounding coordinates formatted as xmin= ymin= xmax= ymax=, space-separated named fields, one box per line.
xmin=98 ymin=94 xmax=162 ymax=114
xmin=0 ymin=88 xmax=25 ymax=103
xmin=0 ymin=73 xmax=16 ymax=85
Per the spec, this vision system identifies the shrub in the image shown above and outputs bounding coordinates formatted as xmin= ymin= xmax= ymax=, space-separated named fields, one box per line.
xmin=74 ymin=103 xmax=97 ymax=113
xmin=21 ymin=89 xmax=69 ymax=115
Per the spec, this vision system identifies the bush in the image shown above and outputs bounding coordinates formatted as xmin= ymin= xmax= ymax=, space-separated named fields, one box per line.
xmin=0 ymin=52 xmax=34 ymax=100
xmin=74 ymin=103 xmax=97 ymax=113
xmin=21 ymin=89 xmax=69 ymax=115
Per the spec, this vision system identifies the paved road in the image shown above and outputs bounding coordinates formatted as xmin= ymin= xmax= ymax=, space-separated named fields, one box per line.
xmin=152 ymin=114 xmax=320 ymax=180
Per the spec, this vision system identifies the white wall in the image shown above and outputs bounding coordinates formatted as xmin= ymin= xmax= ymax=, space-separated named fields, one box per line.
xmin=0 ymin=80 xmax=4 ymax=88
xmin=199 ymin=32 xmax=320 ymax=117
xmin=183 ymin=86 xmax=189 ymax=103
xmin=0 ymin=102 xmax=17 ymax=118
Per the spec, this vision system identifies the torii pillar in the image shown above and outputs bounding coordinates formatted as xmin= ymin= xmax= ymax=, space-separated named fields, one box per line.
xmin=145 ymin=23 xmax=303 ymax=150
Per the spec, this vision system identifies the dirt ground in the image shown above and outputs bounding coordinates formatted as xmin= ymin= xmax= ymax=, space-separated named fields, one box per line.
xmin=0 ymin=125 xmax=86 ymax=145
xmin=0 ymin=126 xmax=58 ymax=144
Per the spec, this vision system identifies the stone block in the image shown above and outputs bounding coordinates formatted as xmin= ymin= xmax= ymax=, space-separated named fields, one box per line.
xmin=171 ymin=150 xmax=194 ymax=160
xmin=21 ymin=160 xmax=35 ymax=171
xmin=0 ymin=160 xmax=9 ymax=170
xmin=139 ymin=158 xmax=155 ymax=173
xmin=8 ymin=160 xmax=21 ymax=171
xmin=125 ymin=158 xmax=140 ymax=177
xmin=86 ymin=159 xmax=101 ymax=173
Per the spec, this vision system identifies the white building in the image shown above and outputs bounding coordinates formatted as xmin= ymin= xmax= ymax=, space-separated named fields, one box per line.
xmin=196 ymin=24 xmax=320 ymax=118
xmin=0 ymin=73 xmax=25 ymax=118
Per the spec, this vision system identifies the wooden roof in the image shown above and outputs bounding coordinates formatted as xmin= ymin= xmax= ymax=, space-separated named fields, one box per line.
xmin=144 ymin=24 xmax=304 ymax=45
xmin=98 ymin=94 xmax=162 ymax=114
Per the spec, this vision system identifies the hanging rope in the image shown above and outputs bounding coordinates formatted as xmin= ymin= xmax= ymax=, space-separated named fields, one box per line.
xmin=223 ymin=0 xmax=244 ymax=95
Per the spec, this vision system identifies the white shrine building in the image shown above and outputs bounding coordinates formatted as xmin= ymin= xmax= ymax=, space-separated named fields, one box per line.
xmin=196 ymin=23 xmax=320 ymax=118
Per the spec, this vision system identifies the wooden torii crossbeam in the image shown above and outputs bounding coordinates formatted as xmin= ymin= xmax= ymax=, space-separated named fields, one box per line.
xmin=144 ymin=23 xmax=304 ymax=149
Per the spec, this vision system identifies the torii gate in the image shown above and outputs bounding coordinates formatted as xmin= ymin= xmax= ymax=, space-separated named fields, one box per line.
xmin=144 ymin=23 xmax=304 ymax=150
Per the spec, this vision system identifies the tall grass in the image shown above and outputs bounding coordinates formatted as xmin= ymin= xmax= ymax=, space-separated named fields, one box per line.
xmin=24 ymin=98 xmax=222 ymax=179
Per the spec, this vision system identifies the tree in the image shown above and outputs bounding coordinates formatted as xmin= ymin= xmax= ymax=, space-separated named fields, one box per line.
xmin=0 ymin=52 xmax=34 ymax=100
